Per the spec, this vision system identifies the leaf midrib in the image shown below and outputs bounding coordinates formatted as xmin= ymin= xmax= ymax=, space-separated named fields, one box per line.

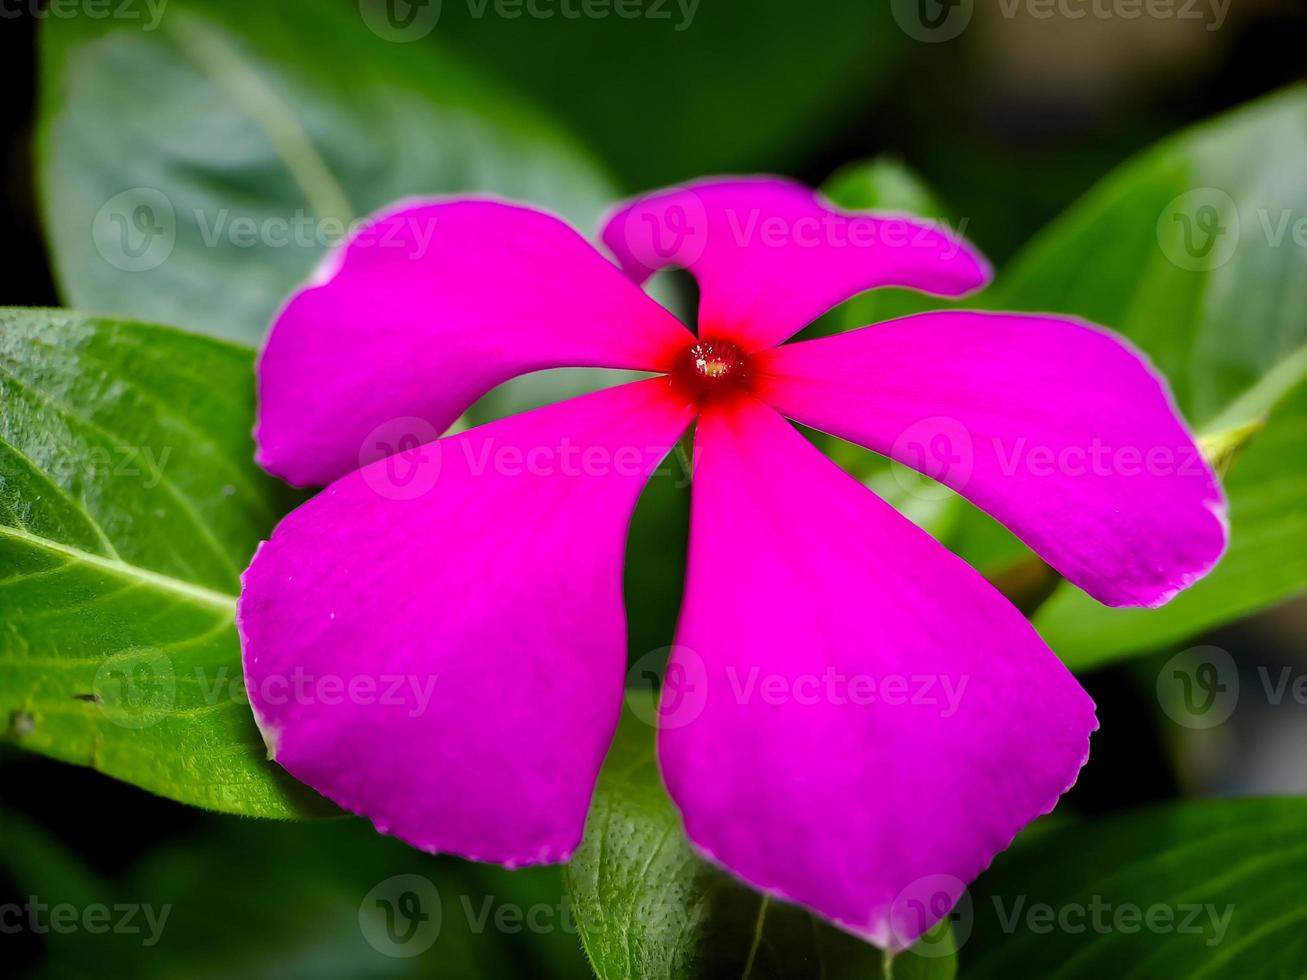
xmin=165 ymin=11 xmax=354 ymax=227
xmin=0 ymin=523 xmax=238 ymax=612
xmin=1202 ymin=339 xmax=1307 ymax=434
xmin=0 ymin=351 xmax=244 ymax=585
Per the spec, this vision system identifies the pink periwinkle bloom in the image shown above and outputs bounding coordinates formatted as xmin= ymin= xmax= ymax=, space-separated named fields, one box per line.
xmin=238 ymin=178 xmax=1226 ymax=949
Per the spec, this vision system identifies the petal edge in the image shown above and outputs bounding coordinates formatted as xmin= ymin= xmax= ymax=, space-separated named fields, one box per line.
xmin=240 ymin=379 xmax=694 ymax=864
xmin=753 ymin=310 xmax=1228 ymax=607
xmin=258 ymin=197 xmax=695 ymax=487
xmin=658 ymin=398 xmax=1096 ymax=948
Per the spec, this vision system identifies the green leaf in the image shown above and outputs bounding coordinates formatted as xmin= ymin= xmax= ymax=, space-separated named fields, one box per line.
xmin=991 ymin=88 xmax=1307 ymax=428
xmin=962 ymin=798 xmax=1307 ymax=978
xmin=1035 ymin=383 xmax=1307 ymax=668
xmin=1 ymin=806 xmax=591 ymax=979
xmin=822 ymin=106 xmax=1307 ymax=651
xmin=0 ymin=807 xmax=111 ymax=913
xmin=887 ymin=924 xmax=957 ymax=980
xmin=984 ymin=87 xmax=1307 ymax=666
xmin=428 ymin=1 xmax=910 ymax=190
xmin=820 ymin=100 xmax=1307 ymax=651
xmin=824 ymin=157 xmax=950 ymax=219
xmin=564 ymin=695 xmax=953 ymax=979
xmin=0 ymin=308 xmax=320 ymax=817
xmin=38 ymin=0 xmax=617 ymax=345
xmin=803 ymin=106 xmax=1307 ymax=659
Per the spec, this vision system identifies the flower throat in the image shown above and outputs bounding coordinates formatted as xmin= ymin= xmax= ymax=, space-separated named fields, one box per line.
xmin=670 ymin=340 xmax=753 ymax=407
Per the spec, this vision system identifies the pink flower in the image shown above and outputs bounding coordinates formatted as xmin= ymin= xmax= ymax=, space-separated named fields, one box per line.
xmin=238 ymin=178 xmax=1226 ymax=949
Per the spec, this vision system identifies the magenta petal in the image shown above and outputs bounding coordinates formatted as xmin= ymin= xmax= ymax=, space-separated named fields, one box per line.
xmin=239 ymin=379 xmax=693 ymax=864
xmin=754 ymin=311 xmax=1228 ymax=607
xmin=601 ymin=177 xmax=990 ymax=351
xmin=658 ymin=399 xmax=1095 ymax=949
xmin=256 ymin=198 xmax=694 ymax=487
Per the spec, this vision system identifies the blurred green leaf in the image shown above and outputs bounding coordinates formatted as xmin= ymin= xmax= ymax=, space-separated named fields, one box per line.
xmin=0 ymin=809 xmax=111 ymax=913
xmin=963 ymin=798 xmax=1307 ymax=978
xmin=1 ymin=809 xmax=590 ymax=980
xmin=824 ymin=157 xmax=949 ymax=218
xmin=888 ymin=923 xmax=957 ymax=980
xmin=429 ymin=1 xmax=910 ymax=190
xmin=38 ymin=0 xmax=617 ymax=344
xmin=0 ymin=308 xmax=318 ymax=817
xmin=992 ymin=87 xmax=1307 ymax=428
xmin=822 ymin=100 xmax=1307 ymax=665
xmin=987 ymin=87 xmax=1307 ymax=667
xmin=563 ymin=696 xmax=952 ymax=979
xmin=1036 ymin=382 xmax=1307 ymax=668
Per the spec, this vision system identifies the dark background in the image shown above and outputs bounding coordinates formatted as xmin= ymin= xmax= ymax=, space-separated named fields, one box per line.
xmin=3 ymin=0 xmax=1307 ymax=975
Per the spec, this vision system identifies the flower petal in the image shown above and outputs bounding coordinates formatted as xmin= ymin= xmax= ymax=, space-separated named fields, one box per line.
xmin=257 ymin=198 xmax=695 ymax=486
xmin=658 ymin=398 xmax=1095 ymax=948
xmin=239 ymin=379 xmax=693 ymax=864
xmin=753 ymin=311 xmax=1228 ymax=607
xmin=601 ymin=177 xmax=989 ymax=350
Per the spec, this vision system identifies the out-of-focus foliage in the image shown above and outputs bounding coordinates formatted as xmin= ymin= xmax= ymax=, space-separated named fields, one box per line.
xmin=424 ymin=0 xmax=912 ymax=190
xmin=964 ymin=798 xmax=1307 ymax=977
xmin=826 ymin=92 xmax=1307 ymax=671
xmin=38 ymin=0 xmax=616 ymax=344
xmin=997 ymin=88 xmax=1307 ymax=667
xmin=0 ymin=806 xmax=591 ymax=979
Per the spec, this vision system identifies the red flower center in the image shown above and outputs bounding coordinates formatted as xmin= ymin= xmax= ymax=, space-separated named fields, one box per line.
xmin=670 ymin=340 xmax=752 ymax=407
